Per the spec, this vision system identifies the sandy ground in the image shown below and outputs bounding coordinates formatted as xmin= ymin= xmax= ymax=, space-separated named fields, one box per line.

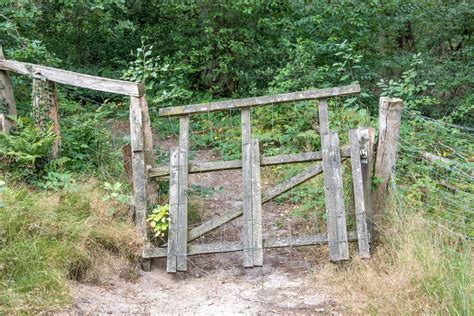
xmin=66 ymin=129 xmax=358 ymax=314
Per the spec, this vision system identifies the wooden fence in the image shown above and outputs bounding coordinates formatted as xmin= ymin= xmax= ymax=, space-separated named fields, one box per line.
xmin=0 ymin=46 xmax=404 ymax=273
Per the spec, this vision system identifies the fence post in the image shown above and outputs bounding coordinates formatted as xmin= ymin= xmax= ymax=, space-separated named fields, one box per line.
xmin=32 ymin=78 xmax=61 ymax=157
xmin=0 ymin=45 xmax=17 ymax=133
xmin=373 ymin=97 xmax=403 ymax=225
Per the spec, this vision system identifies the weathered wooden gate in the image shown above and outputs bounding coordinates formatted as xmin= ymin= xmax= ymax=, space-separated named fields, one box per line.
xmin=142 ymin=84 xmax=374 ymax=272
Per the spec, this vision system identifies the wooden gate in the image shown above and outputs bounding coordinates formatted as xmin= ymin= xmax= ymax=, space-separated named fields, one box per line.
xmin=142 ymin=84 xmax=374 ymax=272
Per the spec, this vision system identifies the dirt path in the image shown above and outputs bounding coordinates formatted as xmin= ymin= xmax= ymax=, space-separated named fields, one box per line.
xmin=67 ymin=132 xmax=357 ymax=314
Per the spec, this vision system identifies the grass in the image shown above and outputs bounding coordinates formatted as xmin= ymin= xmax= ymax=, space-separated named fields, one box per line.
xmin=0 ymin=181 xmax=142 ymax=314
xmin=327 ymin=205 xmax=472 ymax=314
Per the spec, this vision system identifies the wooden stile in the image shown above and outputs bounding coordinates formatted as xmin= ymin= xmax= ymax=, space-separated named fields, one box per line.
xmin=349 ymin=129 xmax=371 ymax=258
xmin=321 ymin=132 xmax=349 ymax=261
xmin=250 ymin=139 xmax=263 ymax=266
xmin=318 ymin=98 xmax=329 ymax=134
xmin=360 ymin=127 xmax=375 ymax=238
xmin=241 ymin=108 xmax=254 ymax=267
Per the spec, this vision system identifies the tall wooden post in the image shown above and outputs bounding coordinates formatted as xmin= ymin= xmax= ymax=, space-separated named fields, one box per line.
xmin=32 ymin=77 xmax=61 ymax=157
xmin=0 ymin=45 xmax=17 ymax=133
xmin=373 ymin=97 xmax=403 ymax=224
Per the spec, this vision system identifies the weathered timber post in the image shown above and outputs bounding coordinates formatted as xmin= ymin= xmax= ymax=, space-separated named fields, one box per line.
xmin=359 ymin=127 xmax=375 ymax=238
xmin=32 ymin=77 xmax=61 ymax=157
xmin=0 ymin=45 xmax=17 ymax=133
xmin=129 ymin=95 xmax=157 ymax=271
xmin=130 ymin=96 xmax=148 ymax=242
xmin=373 ymin=97 xmax=403 ymax=224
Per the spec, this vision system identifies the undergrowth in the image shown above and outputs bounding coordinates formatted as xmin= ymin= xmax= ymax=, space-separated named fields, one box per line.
xmin=0 ymin=182 xmax=142 ymax=314
xmin=329 ymin=208 xmax=472 ymax=314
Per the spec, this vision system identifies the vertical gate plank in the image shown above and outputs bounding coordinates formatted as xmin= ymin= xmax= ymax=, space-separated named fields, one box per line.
xmin=349 ymin=129 xmax=371 ymax=258
xmin=241 ymin=107 xmax=253 ymax=267
xmin=177 ymin=116 xmax=189 ymax=271
xmin=167 ymin=148 xmax=179 ymax=273
xmin=359 ymin=127 xmax=375 ymax=239
xmin=250 ymin=139 xmax=263 ymax=266
xmin=318 ymin=98 xmax=329 ymax=134
xmin=321 ymin=132 xmax=349 ymax=261
xmin=129 ymin=96 xmax=147 ymax=241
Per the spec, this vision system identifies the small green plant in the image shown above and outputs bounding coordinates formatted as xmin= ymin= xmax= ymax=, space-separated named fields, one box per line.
xmin=38 ymin=171 xmax=74 ymax=191
xmin=146 ymin=204 xmax=169 ymax=238
xmin=102 ymin=182 xmax=129 ymax=204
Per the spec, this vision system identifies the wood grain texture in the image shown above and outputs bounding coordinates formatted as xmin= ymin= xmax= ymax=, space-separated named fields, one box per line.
xmin=251 ymin=139 xmax=263 ymax=266
xmin=321 ymin=132 xmax=349 ymax=261
xmin=241 ymin=108 xmax=253 ymax=267
xmin=349 ymin=129 xmax=370 ymax=258
xmin=0 ymin=59 xmax=144 ymax=96
xmin=147 ymin=147 xmax=350 ymax=178
xmin=143 ymin=232 xmax=358 ymax=258
xmin=176 ymin=116 xmax=189 ymax=271
xmin=0 ymin=46 xmax=17 ymax=117
xmin=166 ymin=148 xmax=179 ymax=273
xmin=129 ymin=96 xmax=147 ymax=242
xmin=158 ymin=84 xmax=360 ymax=116
xmin=373 ymin=97 xmax=403 ymax=223
xmin=318 ymin=98 xmax=329 ymax=134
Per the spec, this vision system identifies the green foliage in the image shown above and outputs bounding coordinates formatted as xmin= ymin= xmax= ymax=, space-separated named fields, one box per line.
xmin=146 ymin=204 xmax=169 ymax=239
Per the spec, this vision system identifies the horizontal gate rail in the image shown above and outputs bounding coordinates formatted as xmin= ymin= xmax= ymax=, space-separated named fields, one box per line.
xmin=158 ymin=84 xmax=360 ymax=117
xmin=143 ymin=232 xmax=359 ymax=258
xmin=147 ymin=147 xmax=350 ymax=178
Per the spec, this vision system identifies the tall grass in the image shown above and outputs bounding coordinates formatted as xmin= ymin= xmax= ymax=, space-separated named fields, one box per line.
xmin=328 ymin=196 xmax=472 ymax=314
xmin=0 ymin=183 xmax=142 ymax=314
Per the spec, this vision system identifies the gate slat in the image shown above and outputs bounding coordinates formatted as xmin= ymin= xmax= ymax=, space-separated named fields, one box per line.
xmin=167 ymin=148 xmax=179 ymax=273
xmin=241 ymin=108 xmax=254 ymax=267
xmin=177 ymin=116 xmax=189 ymax=271
xmin=251 ymin=139 xmax=263 ymax=266
xmin=349 ymin=129 xmax=371 ymax=258
xmin=321 ymin=132 xmax=349 ymax=261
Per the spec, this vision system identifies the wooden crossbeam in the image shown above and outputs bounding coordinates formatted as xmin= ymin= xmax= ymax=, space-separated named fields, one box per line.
xmin=158 ymin=84 xmax=360 ymax=117
xmin=147 ymin=147 xmax=350 ymax=178
xmin=142 ymin=232 xmax=359 ymax=258
xmin=0 ymin=59 xmax=144 ymax=97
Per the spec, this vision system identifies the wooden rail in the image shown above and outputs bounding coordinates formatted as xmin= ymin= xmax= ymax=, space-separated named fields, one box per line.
xmin=147 ymin=147 xmax=351 ymax=178
xmin=158 ymin=84 xmax=360 ymax=117
xmin=143 ymin=232 xmax=359 ymax=258
xmin=0 ymin=59 xmax=144 ymax=97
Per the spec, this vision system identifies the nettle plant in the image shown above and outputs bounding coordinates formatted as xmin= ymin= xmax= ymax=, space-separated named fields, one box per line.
xmin=146 ymin=204 xmax=169 ymax=239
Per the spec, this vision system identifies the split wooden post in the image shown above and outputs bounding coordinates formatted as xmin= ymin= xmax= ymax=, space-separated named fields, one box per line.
xmin=349 ymin=128 xmax=371 ymax=258
xmin=177 ymin=116 xmax=189 ymax=271
xmin=32 ymin=78 xmax=61 ymax=157
xmin=241 ymin=107 xmax=254 ymax=267
xmin=0 ymin=45 xmax=17 ymax=122
xmin=166 ymin=116 xmax=189 ymax=273
xmin=373 ymin=98 xmax=403 ymax=224
xmin=167 ymin=148 xmax=179 ymax=273
xmin=321 ymin=132 xmax=349 ymax=261
xmin=250 ymin=139 xmax=263 ymax=266
xmin=129 ymin=96 xmax=148 ymax=241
